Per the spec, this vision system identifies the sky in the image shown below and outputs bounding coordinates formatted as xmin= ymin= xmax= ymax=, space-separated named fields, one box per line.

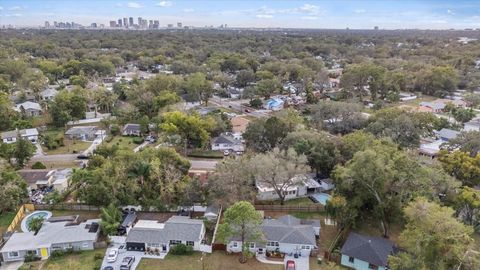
xmin=1 ymin=0 xmax=480 ymax=29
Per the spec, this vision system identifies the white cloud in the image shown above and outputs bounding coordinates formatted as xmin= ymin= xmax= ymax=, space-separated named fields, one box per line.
xmin=256 ymin=14 xmax=273 ymax=19
xmin=297 ymin=4 xmax=320 ymax=14
xmin=354 ymin=9 xmax=366 ymax=14
xmin=183 ymin=8 xmax=194 ymax=13
xmin=127 ymin=2 xmax=143 ymax=8
xmin=301 ymin=16 xmax=318 ymax=20
xmin=9 ymin=6 xmax=22 ymax=11
xmin=447 ymin=9 xmax=454 ymax=15
xmin=156 ymin=1 xmax=172 ymax=7
xmin=5 ymin=13 xmax=22 ymax=17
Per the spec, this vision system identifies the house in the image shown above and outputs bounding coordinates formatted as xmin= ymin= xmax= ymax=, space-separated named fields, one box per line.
xmin=1 ymin=128 xmax=39 ymax=144
xmin=256 ymin=174 xmax=322 ymax=201
xmin=118 ymin=211 xmax=137 ymax=235
xmin=340 ymin=232 xmax=397 ymax=270
xmin=125 ymin=216 xmax=207 ymax=254
xmin=14 ymin=101 xmax=42 ymax=117
xmin=18 ymin=169 xmax=72 ymax=192
xmin=418 ymin=101 xmax=446 ymax=113
xmin=64 ymin=126 xmax=98 ymax=141
xmin=122 ymin=123 xmax=141 ymax=136
xmin=419 ymin=139 xmax=444 ymax=158
xmin=436 ymin=128 xmax=460 ymax=141
xmin=398 ymin=92 xmax=417 ymax=102
xmin=203 ymin=205 xmax=220 ymax=221
xmin=227 ymin=215 xmax=319 ymax=257
xmin=0 ymin=218 xmax=100 ymax=262
xmin=464 ymin=118 xmax=480 ymax=132
xmin=265 ymin=98 xmax=284 ymax=111
xmin=40 ymin=88 xmax=58 ymax=101
xmin=318 ymin=178 xmax=335 ymax=191
xmin=231 ymin=116 xmax=250 ymax=134
xmin=211 ymin=133 xmax=244 ymax=152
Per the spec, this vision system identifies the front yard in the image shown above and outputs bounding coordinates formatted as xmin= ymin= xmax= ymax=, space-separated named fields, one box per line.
xmin=43 ymin=139 xmax=91 ymax=155
xmin=19 ymin=249 xmax=105 ymax=270
xmin=102 ymin=135 xmax=140 ymax=151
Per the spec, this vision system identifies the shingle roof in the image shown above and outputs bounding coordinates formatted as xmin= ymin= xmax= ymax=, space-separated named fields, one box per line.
xmin=126 ymin=216 xmax=204 ymax=244
xmin=341 ymin=232 xmax=396 ymax=267
xmin=262 ymin=215 xmax=317 ymax=246
xmin=16 ymin=101 xmax=42 ymax=111
xmin=65 ymin=126 xmax=97 ymax=136
xmin=1 ymin=128 xmax=39 ymax=140
xmin=18 ymin=169 xmax=52 ymax=185
xmin=123 ymin=124 xmax=141 ymax=132
xmin=437 ymin=128 xmax=460 ymax=140
xmin=212 ymin=134 xmax=240 ymax=145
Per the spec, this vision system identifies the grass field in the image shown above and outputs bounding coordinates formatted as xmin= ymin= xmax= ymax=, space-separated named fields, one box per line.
xmin=43 ymin=139 xmax=91 ymax=155
xmin=0 ymin=211 xmax=16 ymax=236
xmin=102 ymin=136 xmax=139 ymax=150
xmin=20 ymin=249 xmax=105 ymax=270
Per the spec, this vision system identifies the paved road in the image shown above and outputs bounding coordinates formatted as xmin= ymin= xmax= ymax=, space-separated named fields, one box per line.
xmin=210 ymin=96 xmax=270 ymax=118
xmin=32 ymin=153 xmax=218 ymax=170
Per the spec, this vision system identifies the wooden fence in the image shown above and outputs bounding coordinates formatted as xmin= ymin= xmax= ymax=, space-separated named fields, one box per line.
xmin=254 ymin=204 xmax=324 ymax=212
xmin=7 ymin=204 xmax=35 ymax=232
xmin=34 ymin=203 xmax=101 ymax=211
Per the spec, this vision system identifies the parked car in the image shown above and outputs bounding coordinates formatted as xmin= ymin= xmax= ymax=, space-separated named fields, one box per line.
xmin=107 ymin=249 xmax=118 ymax=263
xmin=223 ymin=150 xmax=230 ymax=156
xmin=286 ymin=260 xmax=295 ymax=270
xmin=103 ymin=267 xmax=114 ymax=270
xmin=120 ymin=256 xmax=136 ymax=270
xmin=77 ymin=154 xmax=90 ymax=159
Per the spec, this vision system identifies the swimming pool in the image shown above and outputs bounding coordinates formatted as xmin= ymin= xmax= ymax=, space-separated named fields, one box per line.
xmin=310 ymin=193 xmax=331 ymax=205
xmin=21 ymin=211 xmax=52 ymax=232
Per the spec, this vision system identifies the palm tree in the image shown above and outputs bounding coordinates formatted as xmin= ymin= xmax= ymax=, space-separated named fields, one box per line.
xmin=28 ymin=216 xmax=45 ymax=234
xmin=129 ymin=161 xmax=150 ymax=186
xmin=99 ymin=203 xmax=122 ymax=236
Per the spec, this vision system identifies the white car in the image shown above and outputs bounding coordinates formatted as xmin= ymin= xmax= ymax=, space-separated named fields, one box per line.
xmin=107 ymin=249 xmax=118 ymax=263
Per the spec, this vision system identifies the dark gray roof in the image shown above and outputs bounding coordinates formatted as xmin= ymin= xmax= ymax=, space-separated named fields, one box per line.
xmin=123 ymin=124 xmax=141 ymax=132
xmin=121 ymin=212 xmax=137 ymax=228
xmin=212 ymin=135 xmax=237 ymax=144
xmin=262 ymin=215 xmax=317 ymax=246
xmin=126 ymin=216 xmax=203 ymax=244
xmin=341 ymin=232 xmax=396 ymax=267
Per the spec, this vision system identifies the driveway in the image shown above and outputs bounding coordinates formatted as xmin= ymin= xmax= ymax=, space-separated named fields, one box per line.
xmin=0 ymin=261 xmax=24 ymax=270
xmin=284 ymin=255 xmax=309 ymax=270
xmin=101 ymin=243 xmax=142 ymax=270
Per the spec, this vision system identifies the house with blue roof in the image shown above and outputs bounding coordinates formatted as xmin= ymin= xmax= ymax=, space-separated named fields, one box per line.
xmin=265 ymin=98 xmax=284 ymax=111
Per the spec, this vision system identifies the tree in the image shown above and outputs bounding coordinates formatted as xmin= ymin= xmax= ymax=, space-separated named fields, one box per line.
xmin=182 ymin=72 xmax=213 ymax=105
xmin=99 ymin=203 xmax=122 ymax=236
xmin=0 ymin=92 xmax=18 ymax=131
xmin=456 ymin=187 xmax=480 ymax=230
xmin=235 ymin=70 xmax=256 ymax=87
xmin=452 ymin=107 xmax=476 ymax=123
xmin=13 ymin=136 xmax=36 ymax=168
xmin=415 ymin=66 xmax=459 ymax=97
xmin=389 ymin=198 xmax=479 ymax=270
xmin=340 ymin=63 xmax=386 ymax=101
xmin=243 ymin=117 xmax=288 ymax=153
xmin=217 ymin=201 xmax=263 ymax=263
xmin=0 ymin=162 xmax=27 ymax=213
xmin=28 ymin=216 xmax=45 ymax=234
xmin=207 ymin=156 xmax=256 ymax=206
xmin=160 ymin=111 xmax=214 ymax=152
xmin=49 ymin=90 xmax=87 ymax=127
xmin=254 ymin=79 xmax=281 ymax=99
xmin=251 ymin=148 xmax=308 ymax=205
xmin=464 ymin=93 xmax=480 ymax=108
xmin=438 ymin=151 xmax=480 ymax=187
xmin=334 ymin=142 xmax=460 ymax=237
xmin=309 ymin=101 xmax=367 ymax=134
xmin=446 ymin=131 xmax=480 ymax=157
xmin=325 ymin=195 xmax=357 ymax=231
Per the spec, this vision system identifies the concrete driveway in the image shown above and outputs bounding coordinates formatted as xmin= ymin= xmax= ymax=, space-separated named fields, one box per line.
xmin=284 ymin=255 xmax=309 ymax=270
xmin=101 ymin=244 xmax=142 ymax=270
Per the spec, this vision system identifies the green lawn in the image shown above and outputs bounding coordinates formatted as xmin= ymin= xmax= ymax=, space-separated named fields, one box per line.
xmin=102 ymin=136 xmax=139 ymax=150
xmin=284 ymin=197 xmax=316 ymax=206
xmin=0 ymin=211 xmax=16 ymax=235
xmin=20 ymin=249 xmax=105 ymax=270
xmin=43 ymin=140 xmax=91 ymax=155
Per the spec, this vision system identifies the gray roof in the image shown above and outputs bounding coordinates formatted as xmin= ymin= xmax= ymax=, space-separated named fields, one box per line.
xmin=466 ymin=118 xmax=480 ymax=127
xmin=1 ymin=128 xmax=39 ymax=140
xmin=18 ymin=169 xmax=52 ymax=185
xmin=261 ymin=215 xmax=317 ymax=246
xmin=419 ymin=101 xmax=446 ymax=110
xmin=1 ymin=219 xmax=100 ymax=253
xmin=437 ymin=128 xmax=460 ymax=140
xmin=15 ymin=101 xmax=42 ymax=111
xmin=123 ymin=124 xmax=141 ymax=132
xmin=126 ymin=216 xmax=204 ymax=244
xmin=65 ymin=126 xmax=97 ymax=136
xmin=212 ymin=134 xmax=239 ymax=145
xmin=341 ymin=232 xmax=396 ymax=267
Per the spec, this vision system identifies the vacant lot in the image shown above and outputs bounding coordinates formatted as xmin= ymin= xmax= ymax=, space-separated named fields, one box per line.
xmin=102 ymin=136 xmax=139 ymax=150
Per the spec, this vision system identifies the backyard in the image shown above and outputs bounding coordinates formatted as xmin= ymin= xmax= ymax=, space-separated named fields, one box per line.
xmin=0 ymin=211 xmax=15 ymax=236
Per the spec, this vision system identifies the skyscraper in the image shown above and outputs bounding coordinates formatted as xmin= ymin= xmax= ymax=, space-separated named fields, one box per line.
xmin=44 ymin=21 xmax=50 ymax=28
xmin=129 ymin=17 xmax=134 ymax=26
xmin=123 ymin=18 xmax=128 ymax=27
xmin=177 ymin=22 xmax=182 ymax=28
xmin=138 ymin=17 xmax=142 ymax=26
xmin=117 ymin=19 xmax=122 ymax=27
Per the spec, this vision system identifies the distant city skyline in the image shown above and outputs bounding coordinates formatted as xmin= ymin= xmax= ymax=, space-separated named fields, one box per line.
xmin=1 ymin=0 xmax=480 ymax=29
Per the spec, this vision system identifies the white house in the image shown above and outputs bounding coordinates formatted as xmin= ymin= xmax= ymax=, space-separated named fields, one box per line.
xmin=211 ymin=133 xmax=244 ymax=152
xmin=256 ymin=174 xmax=322 ymax=201
xmin=227 ymin=215 xmax=319 ymax=257
xmin=18 ymin=168 xmax=72 ymax=192
xmin=14 ymin=101 xmax=42 ymax=117
xmin=122 ymin=123 xmax=142 ymax=136
xmin=1 ymin=218 xmax=100 ymax=262
xmin=464 ymin=118 xmax=480 ymax=132
xmin=1 ymin=128 xmax=39 ymax=144
xmin=125 ymin=216 xmax=208 ymax=254
xmin=40 ymin=88 xmax=58 ymax=101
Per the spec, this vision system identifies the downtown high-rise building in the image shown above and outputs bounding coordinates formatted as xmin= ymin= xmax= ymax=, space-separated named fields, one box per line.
xmin=117 ymin=19 xmax=122 ymax=27
xmin=129 ymin=17 xmax=134 ymax=26
xmin=123 ymin=18 xmax=128 ymax=27
xmin=44 ymin=21 xmax=50 ymax=28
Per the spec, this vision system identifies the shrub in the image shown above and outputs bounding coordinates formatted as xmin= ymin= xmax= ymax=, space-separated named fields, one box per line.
xmin=169 ymin=244 xmax=193 ymax=255
xmin=104 ymin=135 xmax=114 ymax=143
xmin=94 ymin=253 xmax=103 ymax=260
xmin=110 ymin=124 xmax=120 ymax=136
xmin=249 ymin=98 xmax=263 ymax=108
xmin=24 ymin=253 xmax=41 ymax=262
xmin=31 ymin=161 xmax=47 ymax=169
xmin=132 ymin=137 xmax=144 ymax=144
xmin=187 ymin=149 xmax=224 ymax=159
